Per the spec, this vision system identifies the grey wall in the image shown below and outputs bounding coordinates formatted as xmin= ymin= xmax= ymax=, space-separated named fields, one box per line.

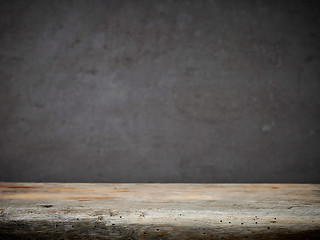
xmin=0 ymin=0 xmax=319 ymax=183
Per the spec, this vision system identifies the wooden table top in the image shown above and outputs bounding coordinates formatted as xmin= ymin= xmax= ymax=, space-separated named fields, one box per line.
xmin=0 ymin=183 xmax=319 ymax=239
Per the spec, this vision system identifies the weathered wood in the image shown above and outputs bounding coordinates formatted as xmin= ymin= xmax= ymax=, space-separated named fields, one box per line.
xmin=0 ymin=183 xmax=319 ymax=239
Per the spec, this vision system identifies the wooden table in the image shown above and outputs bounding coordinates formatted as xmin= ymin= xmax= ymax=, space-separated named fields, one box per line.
xmin=0 ymin=183 xmax=319 ymax=239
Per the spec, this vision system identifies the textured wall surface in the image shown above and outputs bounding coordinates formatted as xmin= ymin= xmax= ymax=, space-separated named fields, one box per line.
xmin=0 ymin=0 xmax=319 ymax=183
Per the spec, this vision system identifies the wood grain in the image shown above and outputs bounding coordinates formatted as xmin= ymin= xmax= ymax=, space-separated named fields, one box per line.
xmin=0 ymin=183 xmax=319 ymax=239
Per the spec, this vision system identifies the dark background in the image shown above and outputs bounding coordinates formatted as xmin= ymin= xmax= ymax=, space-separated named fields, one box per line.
xmin=0 ymin=0 xmax=319 ymax=183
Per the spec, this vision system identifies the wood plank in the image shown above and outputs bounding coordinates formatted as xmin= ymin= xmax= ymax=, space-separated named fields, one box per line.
xmin=0 ymin=183 xmax=319 ymax=239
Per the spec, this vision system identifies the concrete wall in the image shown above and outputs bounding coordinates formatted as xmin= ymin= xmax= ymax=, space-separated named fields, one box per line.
xmin=0 ymin=0 xmax=319 ymax=183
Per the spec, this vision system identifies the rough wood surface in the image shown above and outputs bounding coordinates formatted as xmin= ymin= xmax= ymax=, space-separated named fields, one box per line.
xmin=0 ymin=183 xmax=319 ymax=239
